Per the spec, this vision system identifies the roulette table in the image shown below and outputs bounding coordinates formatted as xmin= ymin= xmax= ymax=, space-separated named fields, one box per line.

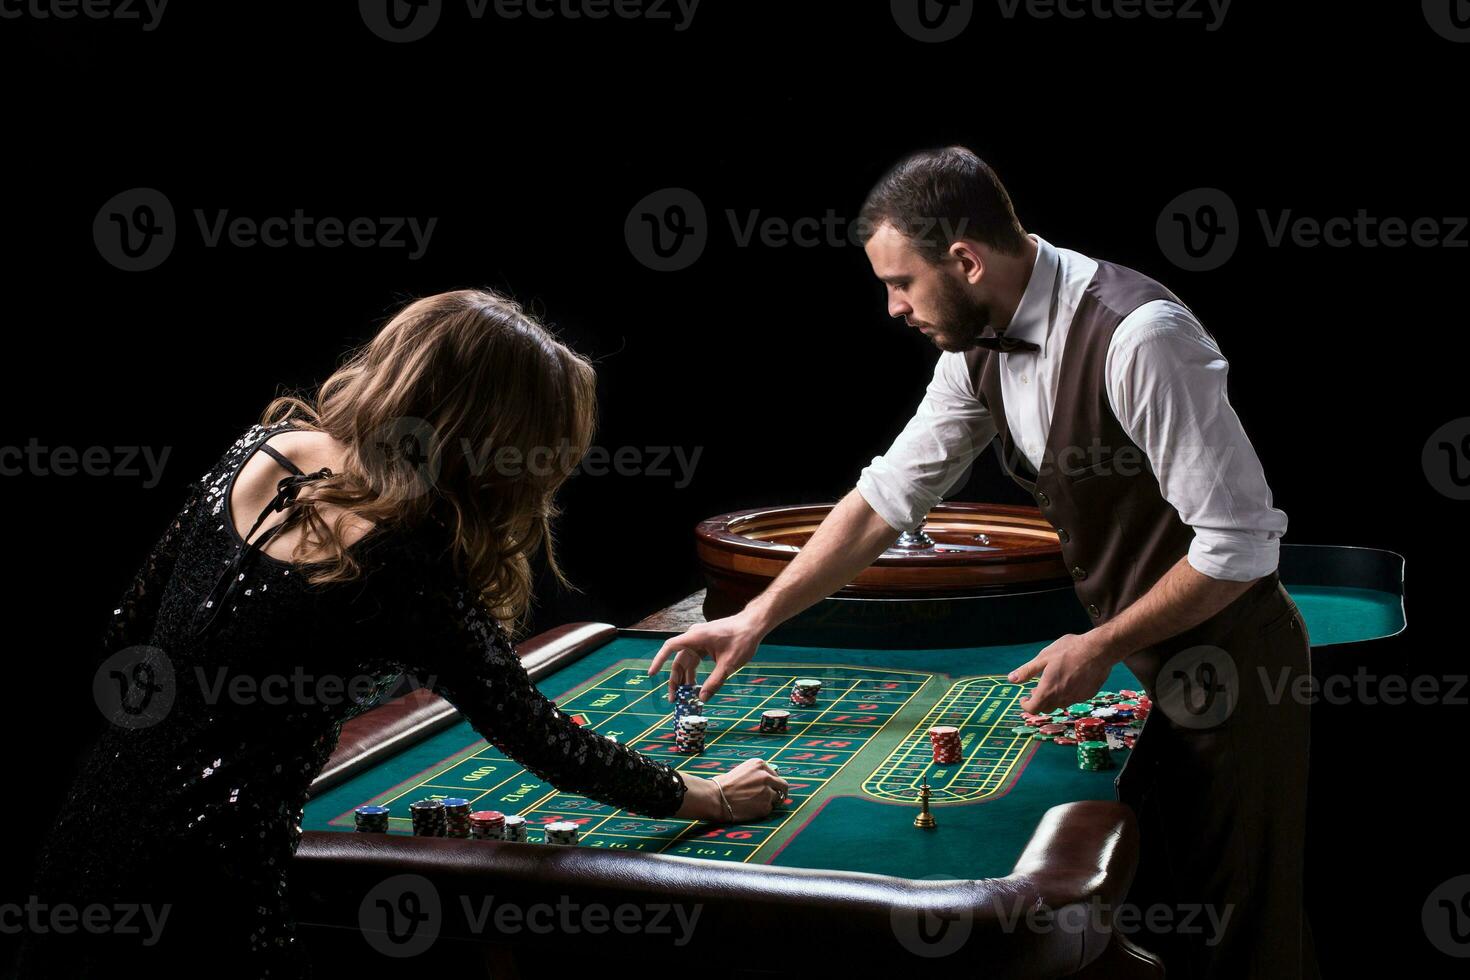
xmin=292 ymin=514 xmax=1403 ymax=978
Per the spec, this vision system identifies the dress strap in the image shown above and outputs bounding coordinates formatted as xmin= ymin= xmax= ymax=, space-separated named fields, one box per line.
xmin=239 ymin=468 xmax=331 ymax=548
xmin=256 ymin=442 xmax=305 ymax=477
xmin=191 ymin=457 xmax=335 ymax=641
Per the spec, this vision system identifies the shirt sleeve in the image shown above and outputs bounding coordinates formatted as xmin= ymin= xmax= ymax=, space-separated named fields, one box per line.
xmin=1106 ymin=300 xmax=1288 ymax=582
xmin=401 ymin=579 xmax=688 ymax=818
xmin=855 ymin=351 xmax=998 ymax=532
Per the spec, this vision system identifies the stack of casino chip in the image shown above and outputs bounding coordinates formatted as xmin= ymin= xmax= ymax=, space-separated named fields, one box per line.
xmin=353 ymin=805 xmax=390 ymax=833
xmin=929 ymin=725 xmax=962 ymax=764
xmin=502 ymin=814 xmax=528 ymax=842
xmin=1077 ymin=740 xmax=1114 ymax=771
xmin=409 ymin=798 xmax=446 ymax=837
xmin=760 ymin=709 xmax=790 ymax=734
xmin=1016 ymin=691 xmax=1148 ymax=754
xmin=674 ymin=684 xmax=703 ymax=723
xmin=469 ymin=810 xmax=505 ymax=840
xmin=440 ymin=798 xmax=472 ymax=838
xmin=790 ymin=679 xmax=822 ymax=707
xmin=675 ymin=714 xmax=708 ymax=754
xmin=544 ymin=821 xmax=580 ymax=845
xmin=1128 ymin=696 xmax=1152 ymax=725
xmin=1074 ymin=717 xmax=1106 ymax=744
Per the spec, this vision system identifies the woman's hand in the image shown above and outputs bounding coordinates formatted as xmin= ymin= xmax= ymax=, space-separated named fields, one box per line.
xmin=647 ymin=610 xmax=768 ymax=702
xmin=675 ymin=759 xmax=788 ymax=822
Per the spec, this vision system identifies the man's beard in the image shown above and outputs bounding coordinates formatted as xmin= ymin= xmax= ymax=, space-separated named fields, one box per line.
xmin=912 ymin=275 xmax=990 ymax=352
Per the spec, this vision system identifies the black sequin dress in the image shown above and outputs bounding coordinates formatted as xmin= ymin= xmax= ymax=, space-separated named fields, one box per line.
xmin=17 ymin=422 xmax=686 ymax=978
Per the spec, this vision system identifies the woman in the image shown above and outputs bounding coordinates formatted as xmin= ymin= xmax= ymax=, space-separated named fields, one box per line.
xmin=18 ymin=289 xmax=784 ymax=977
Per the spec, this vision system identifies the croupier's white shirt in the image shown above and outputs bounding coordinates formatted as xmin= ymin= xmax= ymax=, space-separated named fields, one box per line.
xmin=855 ymin=235 xmax=1287 ymax=582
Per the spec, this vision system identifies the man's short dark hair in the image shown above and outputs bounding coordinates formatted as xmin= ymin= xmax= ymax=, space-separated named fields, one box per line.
xmin=858 ymin=146 xmax=1028 ymax=262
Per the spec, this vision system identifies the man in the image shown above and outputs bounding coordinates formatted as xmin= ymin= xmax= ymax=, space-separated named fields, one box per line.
xmin=649 ymin=146 xmax=1317 ymax=979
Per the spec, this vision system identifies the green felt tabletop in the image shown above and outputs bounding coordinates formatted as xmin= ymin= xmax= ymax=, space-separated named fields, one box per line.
xmin=302 ymin=584 xmax=1401 ymax=880
xmin=304 ymin=635 xmax=1141 ymax=879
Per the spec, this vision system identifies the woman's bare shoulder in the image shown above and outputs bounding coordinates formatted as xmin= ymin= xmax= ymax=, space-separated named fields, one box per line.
xmin=231 ymin=427 xmax=375 ymax=557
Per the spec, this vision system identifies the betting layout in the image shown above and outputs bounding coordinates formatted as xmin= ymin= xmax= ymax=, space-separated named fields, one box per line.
xmin=329 ymin=659 xmax=1145 ymax=862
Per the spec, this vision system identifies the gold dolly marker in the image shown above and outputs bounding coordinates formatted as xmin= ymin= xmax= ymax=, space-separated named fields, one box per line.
xmin=913 ymin=776 xmax=937 ymax=829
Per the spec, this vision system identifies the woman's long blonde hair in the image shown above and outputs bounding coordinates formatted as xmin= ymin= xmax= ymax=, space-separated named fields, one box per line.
xmin=261 ymin=289 xmax=597 ymax=630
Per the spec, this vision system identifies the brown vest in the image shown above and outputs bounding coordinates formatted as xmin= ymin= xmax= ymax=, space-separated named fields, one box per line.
xmin=965 ymin=259 xmax=1198 ymax=626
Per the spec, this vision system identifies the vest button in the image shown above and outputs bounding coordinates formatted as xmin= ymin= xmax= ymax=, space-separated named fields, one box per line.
xmin=1071 ymin=565 xmax=1088 ymax=581
xmin=1037 ymin=491 xmax=1050 ymax=507
xmin=1056 ymin=528 xmax=1070 ymax=544
xmin=1088 ymin=603 xmax=1101 ymax=618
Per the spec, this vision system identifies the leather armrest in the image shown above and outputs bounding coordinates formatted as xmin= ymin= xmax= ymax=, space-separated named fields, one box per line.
xmin=291 ymin=799 xmax=1138 ymax=976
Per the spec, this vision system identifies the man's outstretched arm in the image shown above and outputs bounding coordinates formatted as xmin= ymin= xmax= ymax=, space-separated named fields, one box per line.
xmin=648 ymin=350 xmax=995 ymax=701
xmin=647 ymin=488 xmax=900 ymax=701
xmin=744 ymin=489 xmax=902 ymax=634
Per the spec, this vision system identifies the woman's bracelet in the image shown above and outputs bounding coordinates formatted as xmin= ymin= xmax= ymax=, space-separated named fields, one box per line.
xmin=710 ymin=775 xmax=735 ymax=821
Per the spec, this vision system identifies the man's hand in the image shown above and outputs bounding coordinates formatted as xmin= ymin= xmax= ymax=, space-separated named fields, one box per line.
xmin=647 ymin=610 xmax=768 ymax=703
xmin=1009 ymin=632 xmax=1119 ymax=714
xmin=646 ymin=490 xmax=902 ymax=703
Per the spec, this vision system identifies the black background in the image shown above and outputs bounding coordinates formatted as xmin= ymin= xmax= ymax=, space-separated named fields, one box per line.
xmin=2 ymin=2 xmax=1465 ymax=975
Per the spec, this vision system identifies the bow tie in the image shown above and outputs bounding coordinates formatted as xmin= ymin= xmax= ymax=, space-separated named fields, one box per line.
xmin=972 ymin=333 xmax=1040 ymax=354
